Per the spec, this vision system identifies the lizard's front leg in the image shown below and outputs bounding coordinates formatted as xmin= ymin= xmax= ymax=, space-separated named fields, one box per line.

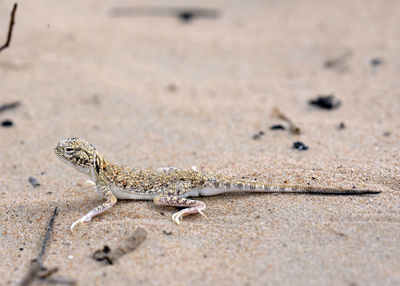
xmin=153 ymin=194 xmax=206 ymax=225
xmin=71 ymin=185 xmax=117 ymax=231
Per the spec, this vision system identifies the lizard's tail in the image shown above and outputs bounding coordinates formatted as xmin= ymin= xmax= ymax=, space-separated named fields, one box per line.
xmin=225 ymin=180 xmax=380 ymax=195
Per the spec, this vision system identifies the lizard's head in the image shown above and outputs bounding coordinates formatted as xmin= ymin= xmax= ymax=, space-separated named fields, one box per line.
xmin=55 ymin=137 xmax=97 ymax=173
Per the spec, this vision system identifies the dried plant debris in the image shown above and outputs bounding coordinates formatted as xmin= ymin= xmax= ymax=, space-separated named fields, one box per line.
xmin=28 ymin=177 xmax=41 ymax=188
xmin=110 ymin=6 xmax=220 ymax=23
xmin=1 ymin=119 xmax=13 ymax=127
xmin=269 ymin=124 xmax=285 ymax=130
xmin=271 ymin=108 xmax=301 ymax=134
xmin=323 ymin=51 xmax=352 ymax=71
xmin=293 ymin=141 xmax=308 ymax=151
xmin=0 ymin=3 xmax=17 ymax=53
xmin=93 ymin=246 xmax=112 ymax=265
xmin=252 ymin=130 xmax=265 ymax=140
xmin=0 ymin=101 xmax=20 ymax=113
xmin=93 ymin=227 xmax=147 ymax=265
xmin=309 ymin=95 xmax=341 ymax=110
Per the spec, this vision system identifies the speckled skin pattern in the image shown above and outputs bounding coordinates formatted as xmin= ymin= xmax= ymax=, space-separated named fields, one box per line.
xmin=55 ymin=138 xmax=379 ymax=230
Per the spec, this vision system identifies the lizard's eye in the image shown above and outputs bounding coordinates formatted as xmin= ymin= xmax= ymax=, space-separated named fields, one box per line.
xmin=65 ymin=147 xmax=75 ymax=153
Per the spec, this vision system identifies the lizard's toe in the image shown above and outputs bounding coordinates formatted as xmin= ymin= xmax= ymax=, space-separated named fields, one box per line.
xmin=198 ymin=210 xmax=207 ymax=218
xmin=70 ymin=220 xmax=84 ymax=232
xmin=172 ymin=211 xmax=183 ymax=225
xmin=70 ymin=215 xmax=92 ymax=232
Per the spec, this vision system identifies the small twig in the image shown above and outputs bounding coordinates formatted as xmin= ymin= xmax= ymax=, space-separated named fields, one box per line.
xmin=0 ymin=101 xmax=20 ymax=113
xmin=20 ymin=207 xmax=61 ymax=286
xmin=20 ymin=263 xmax=41 ymax=286
xmin=38 ymin=277 xmax=77 ymax=285
xmin=0 ymin=3 xmax=18 ymax=53
xmin=37 ymin=267 xmax=59 ymax=279
xmin=110 ymin=6 xmax=220 ymax=23
xmin=271 ymin=107 xmax=301 ymax=134
xmin=323 ymin=51 xmax=352 ymax=70
xmin=37 ymin=207 xmax=58 ymax=269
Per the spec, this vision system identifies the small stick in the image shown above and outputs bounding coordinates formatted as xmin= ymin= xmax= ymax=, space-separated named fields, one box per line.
xmin=37 ymin=207 xmax=58 ymax=269
xmin=0 ymin=101 xmax=20 ymax=113
xmin=271 ymin=107 xmax=301 ymax=134
xmin=20 ymin=207 xmax=59 ymax=286
xmin=0 ymin=3 xmax=18 ymax=52
xmin=20 ymin=264 xmax=41 ymax=286
xmin=38 ymin=277 xmax=77 ymax=285
xmin=323 ymin=51 xmax=352 ymax=69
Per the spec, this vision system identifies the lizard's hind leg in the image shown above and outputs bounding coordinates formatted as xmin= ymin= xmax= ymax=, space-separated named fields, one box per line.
xmin=153 ymin=195 xmax=206 ymax=225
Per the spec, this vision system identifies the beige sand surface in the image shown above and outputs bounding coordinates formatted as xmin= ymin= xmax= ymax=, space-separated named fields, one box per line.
xmin=0 ymin=0 xmax=399 ymax=285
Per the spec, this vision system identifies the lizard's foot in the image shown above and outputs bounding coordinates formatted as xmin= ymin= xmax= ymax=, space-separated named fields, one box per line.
xmin=171 ymin=204 xmax=207 ymax=225
xmin=153 ymin=194 xmax=207 ymax=225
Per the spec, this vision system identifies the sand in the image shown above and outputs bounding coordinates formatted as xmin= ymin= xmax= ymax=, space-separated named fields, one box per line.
xmin=0 ymin=0 xmax=399 ymax=285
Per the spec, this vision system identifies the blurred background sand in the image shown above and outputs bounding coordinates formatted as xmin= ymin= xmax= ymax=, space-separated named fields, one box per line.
xmin=0 ymin=0 xmax=399 ymax=285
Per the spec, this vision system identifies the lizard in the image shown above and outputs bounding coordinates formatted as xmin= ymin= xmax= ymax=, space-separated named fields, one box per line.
xmin=54 ymin=137 xmax=380 ymax=231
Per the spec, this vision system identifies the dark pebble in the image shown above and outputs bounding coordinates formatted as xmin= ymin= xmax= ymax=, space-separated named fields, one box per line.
xmin=309 ymin=95 xmax=341 ymax=110
xmin=1 ymin=119 xmax=13 ymax=127
xmin=293 ymin=141 xmax=309 ymax=151
xmin=338 ymin=122 xmax=346 ymax=129
xmin=28 ymin=177 xmax=40 ymax=188
xmin=163 ymin=230 xmax=172 ymax=235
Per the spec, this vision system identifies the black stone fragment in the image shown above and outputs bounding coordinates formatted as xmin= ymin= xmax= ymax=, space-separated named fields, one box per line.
xmin=309 ymin=95 xmax=341 ymax=110
xmin=270 ymin=124 xmax=285 ymax=130
xmin=1 ymin=119 xmax=13 ymax=127
xmin=293 ymin=141 xmax=308 ymax=151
